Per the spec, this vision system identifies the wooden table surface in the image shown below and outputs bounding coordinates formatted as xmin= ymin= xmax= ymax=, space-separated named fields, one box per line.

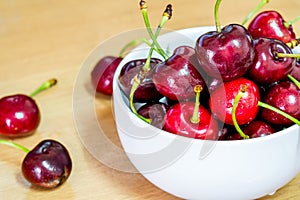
xmin=1 ymin=0 xmax=300 ymax=199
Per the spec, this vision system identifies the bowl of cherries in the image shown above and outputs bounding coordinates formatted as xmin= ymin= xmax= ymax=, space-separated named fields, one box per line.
xmin=94 ymin=0 xmax=300 ymax=199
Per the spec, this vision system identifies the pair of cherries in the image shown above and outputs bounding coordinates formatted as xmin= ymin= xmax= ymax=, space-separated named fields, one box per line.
xmin=0 ymin=79 xmax=72 ymax=189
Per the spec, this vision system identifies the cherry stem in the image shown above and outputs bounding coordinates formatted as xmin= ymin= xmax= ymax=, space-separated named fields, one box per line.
xmin=286 ymin=38 xmax=300 ymax=49
xmin=284 ymin=16 xmax=300 ymax=28
xmin=190 ymin=85 xmax=203 ymax=124
xmin=119 ymin=38 xmax=160 ymax=58
xmin=0 ymin=139 xmax=30 ymax=153
xmin=257 ymin=101 xmax=300 ymax=125
xmin=140 ymin=0 xmax=170 ymax=60
xmin=287 ymin=74 xmax=300 ymax=89
xmin=29 ymin=78 xmax=57 ymax=97
xmin=241 ymin=0 xmax=269 ymax=26
xmin=128 ymin=3 xmax=172 ymax=123
xmin=232 ymin=85 xmax=250 ymax=139
xmin=276 ymin=52 xmax=300 ymax=59
xmin=214 ymin=0 xmax=222 ymax=32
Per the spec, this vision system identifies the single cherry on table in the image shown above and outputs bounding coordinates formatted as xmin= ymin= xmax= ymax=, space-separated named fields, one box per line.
xmin=0 ymin=139 xmax=72 ymax=189
xmin=0 ymin=79 xmax=57 ymax=138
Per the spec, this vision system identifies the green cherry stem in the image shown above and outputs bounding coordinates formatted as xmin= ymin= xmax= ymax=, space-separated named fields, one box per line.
xmin=232 ymin=85 xmax=250 ymax=139
xmin=257 ymin=101 xmax=300 ymax=125
xmin=29 ymin=78 xmax=57 ymax=97
xmin=284 ymin=16 xmax=300 ymax=28
xmin=276 ymin=52 xmax=300 ymax=59
xmin=0 ymin=140 xmax=30 ymax=153
xmin=128 ymin=4 xmax=172 ymax=123
xmin=241 ymin=0 xmax=269 ymax=26
xmin=214 ymin=0 xmax=222 ymax=33
xmin=140 ymin=0 xmax=170 ymax=60
xmin=118 ymin=38 xmax=160 ymax=58
xmin=287 ymin=74 xmax=300 ymax=89
xmin=190 ymin=85 xmax=203 ymax=124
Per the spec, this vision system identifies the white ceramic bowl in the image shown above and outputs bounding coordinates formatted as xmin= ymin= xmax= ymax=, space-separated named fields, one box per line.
xmin=112 ymin=26 xmax=300 ymax=200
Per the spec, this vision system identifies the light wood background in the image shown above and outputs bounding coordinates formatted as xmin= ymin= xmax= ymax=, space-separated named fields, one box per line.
xmin=1 ymin=0 xmax=300 ymax=199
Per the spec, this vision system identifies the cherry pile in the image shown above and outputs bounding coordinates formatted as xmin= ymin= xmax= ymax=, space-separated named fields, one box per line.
xmin=92 ymin=0 xmax=300 ymax=140
xmin=0 ymin=79 xmax=72 ymax=189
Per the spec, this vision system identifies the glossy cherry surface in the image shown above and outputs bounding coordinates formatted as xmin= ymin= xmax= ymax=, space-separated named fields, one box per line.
xmin=209 ymin=77 xmax=260 ymax=125
xmin=248 ymin=10 xmax=296 ymax=43
xmin=195 ymin=24 xmax=255 ymax=81
xmin=163 ymin=102 xmax=219 ymax=140
xmin=118 ymin=58 xmax=162 ymax=103
xmin=152 ymin=46 xmax=205 ymax=101
xmin=248 ymin=37 xmax=295 ymax=85
xmin=22 ymin=139 xmax=72 ymax=189
xmin=260 ymin=81 xmax=300 ymax=126
xmin=0 ymin=94 xmax=40 ymax=137
xmin=290 ymin=59 xmax=300 ymax=81
xmin=91 ymin=56 xmax=123 ymax=95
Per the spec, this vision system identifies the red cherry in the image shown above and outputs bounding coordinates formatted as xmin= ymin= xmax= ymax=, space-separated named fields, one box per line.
xmin=0 ymin=79 xmax=57 ymax=138
xmin=152 ymin=46 xmax=205 ymax=101
xmin=91 ymin=56 xmax=123 ymax=95
xmin=260 ymin=81 xmax=300 ymax=126
xmin=0 ymin=94 xmax=40 ymax=137
xmin=209 ymin=78 xmax=260 ymax=125
xmin=248 ymin=10 xmax=296 ymax=43
xmin=195 ymin=24 xmax=255 ymax=81
xmin=242 ymin=120 xmax=276 ymax=138
xmin=163 ymin=85 xmax=218 ymax=140
xmin=247 ymin=37 xmax=295 ymax=85
xmin=164 ymin=102 xmax=218 ymax=140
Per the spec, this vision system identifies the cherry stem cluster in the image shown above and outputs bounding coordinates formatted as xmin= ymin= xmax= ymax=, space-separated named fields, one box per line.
xmin=140 ymin=0 xmax=170 ymax=60
xmin=241 ymin=0 xmax=269 ymax=26
xmin=29 ymin=79 xmax=57 ymax=97
xmin=232 ymin=85 xmax=250 ymax=139
xmin=129 ymin=1 xmax=172 ymax=123
xmin=0 ymin=140 xmax=30 ymax=153
xmin=190 ymin=85 xmax=203 ymax=124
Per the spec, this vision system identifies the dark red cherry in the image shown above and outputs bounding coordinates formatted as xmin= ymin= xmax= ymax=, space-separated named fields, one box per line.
xmin=248 ymin=10 xmax=296 ymax=43
xmin=0 ymin=94 xmax=40 ymax=137
xmin=242 ymin=120 xmax=276 ymax=138
xmin=118 ymin=58 xmax=162 ymax=103
xmin=248 ymin=37 xmax=295 ymax=85
xmin=152 ymin=46 xmax=205 ymax=101
xmin=22 ymin=139 xmax=72 ymax=189
xmin=195 ymin=24 xmax=255 ymax=81
xmin=137 ymin=102 xmax=168 ymax=129
xmin=91 ymin=56 xmax=123 ymax=95
xmin=164 ymin=102 xmax=219 ymax=140
xmin=260 ymin=81 xmax=300 ymax=126
xmin=209 ymin=77 xmax=260 ymax=125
